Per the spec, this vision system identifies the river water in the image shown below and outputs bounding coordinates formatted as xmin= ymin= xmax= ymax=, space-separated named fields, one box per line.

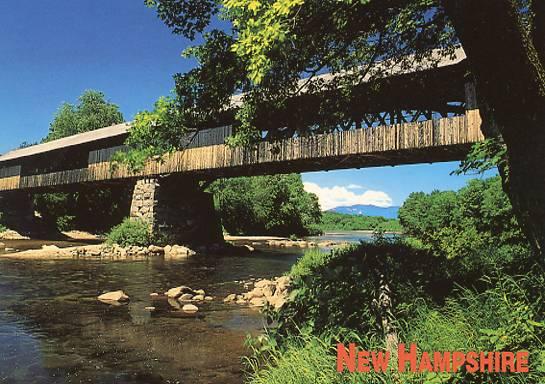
xmin=0 ymin=232 xmax=373 ymax=384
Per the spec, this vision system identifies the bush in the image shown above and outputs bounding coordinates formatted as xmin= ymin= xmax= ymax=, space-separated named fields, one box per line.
xmin=106 ymin=218 xmax=153 ymax=247
xmin=270 ymin=241 xmax=449 ymax=339
xmin=249 ymin=274 xmax=545 ymax=384
xmin=56 ymin=215 xmax=76 ymax=232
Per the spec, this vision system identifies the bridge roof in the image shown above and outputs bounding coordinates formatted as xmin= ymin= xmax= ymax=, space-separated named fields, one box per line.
xmin=0 ymin=47 xmax=466 ymax=165
xmin=0 ymin=123 xmax=130 ymax=163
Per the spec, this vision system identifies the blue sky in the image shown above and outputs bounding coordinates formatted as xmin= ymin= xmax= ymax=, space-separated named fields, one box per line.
xmin=0 ymin=1 xmax=496 ymax=209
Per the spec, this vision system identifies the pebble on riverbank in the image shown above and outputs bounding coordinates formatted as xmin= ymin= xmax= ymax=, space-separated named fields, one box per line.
xmin=224 ymin=276 xmax=291 ymax=310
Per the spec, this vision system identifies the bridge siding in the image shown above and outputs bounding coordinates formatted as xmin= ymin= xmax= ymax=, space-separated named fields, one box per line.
xmin=0 ymin=111 xmax=483 ymax=192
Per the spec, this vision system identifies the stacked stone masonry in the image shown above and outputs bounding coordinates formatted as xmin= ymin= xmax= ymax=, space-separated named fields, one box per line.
xmin=130 ymin=176 xmax=223 ymax=246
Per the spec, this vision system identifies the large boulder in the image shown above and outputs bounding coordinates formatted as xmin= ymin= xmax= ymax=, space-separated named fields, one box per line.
xmin=147 ymin=245 xmax=164 ymax=254
xmin=268 ymin=294 xmax=287 ymax=310
xmin=164 ymin=245 xmax=196 ymax=259
xmin=254 ymin=279 xmax=273 ymax=289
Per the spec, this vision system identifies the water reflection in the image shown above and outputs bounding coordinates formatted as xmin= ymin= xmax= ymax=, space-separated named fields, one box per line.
xmin=0 ymin=249 xmax=302 ymax=384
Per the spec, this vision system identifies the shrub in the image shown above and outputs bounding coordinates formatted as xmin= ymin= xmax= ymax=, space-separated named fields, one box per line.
xmin=269 ymin=240 xmax=449 ymax=340
xmin=266 ymin=238 xmax=536 ymax=349
xmin=249 ymin=275 xmax=545 ymax=384
xmin=56 ymin=215 xmax=76 ymax=232
xmin=106 ymin=218 xmax=153 ymax=247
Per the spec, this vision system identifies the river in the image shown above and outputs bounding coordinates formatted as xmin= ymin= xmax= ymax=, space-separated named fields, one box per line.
xmin=0 ymin=232 xmax=374 ymax=384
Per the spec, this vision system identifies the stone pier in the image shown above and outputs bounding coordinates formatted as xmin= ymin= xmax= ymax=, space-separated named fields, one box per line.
xmin=130 ymin=176 xmax=223 ymax=246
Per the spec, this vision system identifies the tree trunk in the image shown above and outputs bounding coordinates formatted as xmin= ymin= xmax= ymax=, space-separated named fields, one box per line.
xmin=442 ymin=0 xmax=545 ymax=257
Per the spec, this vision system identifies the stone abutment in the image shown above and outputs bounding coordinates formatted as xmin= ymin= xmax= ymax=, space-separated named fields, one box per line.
xmin=130 ymin=176 xmax=223 ymax=246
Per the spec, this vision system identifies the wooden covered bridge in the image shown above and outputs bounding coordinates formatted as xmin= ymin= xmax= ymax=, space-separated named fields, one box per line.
xmin=0 ymin=48 xmax=485 ymax=243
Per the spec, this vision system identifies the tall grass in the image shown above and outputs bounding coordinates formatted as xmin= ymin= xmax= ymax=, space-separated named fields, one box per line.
xmin=245 ymin=332 xmax=395 ymax=384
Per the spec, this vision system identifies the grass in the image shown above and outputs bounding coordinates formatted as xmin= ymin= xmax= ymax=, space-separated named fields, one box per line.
xmin=247 ymin=243 xmax=545 ymax=384
xmin=245 ymin=333 xmax=392 ymax=384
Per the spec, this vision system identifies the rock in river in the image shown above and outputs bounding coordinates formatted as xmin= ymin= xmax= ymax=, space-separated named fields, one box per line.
xmin=97 ymin=290 xmax=129 ymax=303
xmin=223 ymin=294 xmax=236 ymax=303
xmin=178 ymin=293 xmax=194 ymax=301
xmin=165 ymin=286 xmax=193 ymax=298
xmin=182 ymin=304 xmax=199 ymax=313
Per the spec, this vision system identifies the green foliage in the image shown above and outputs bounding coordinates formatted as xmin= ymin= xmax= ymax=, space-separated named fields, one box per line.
xmin=106 ymin=218 xmax=153 ymax=247
xmin=44 ymin=90 xmax=123 ymax=142
xmin=143 ymin=0 xmax=459 ymax=143
xmin=33 ymin=90 xmax=128 ymax=233
xmin=113 ymin=96 xmax=189 ymax=172
xmin=246 ymin=332 xmax=390 ymax=384
xmin=454 ymin=137 xmax=508 ymax=176
xmin=248 ymin=175 xmax=540 ymax=384
xmin=209 ymin=174 xmax=322 ymax=237
xmin=398 ymin=176 xmax=529 ymax=265
xmin=249 ymin=274 xmax=545 ymax=384
xmin=34 ymin=192 xmax=75 ymax=232
xmin=319 ymin=211 xmax=401 ymax=232
xmin=271 ymin=241 xmax=448 ymax=339
xmin=396 ymin=274 xmax=545 ymax=383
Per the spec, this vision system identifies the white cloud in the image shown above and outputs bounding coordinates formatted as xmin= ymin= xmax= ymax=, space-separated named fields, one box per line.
xmin=303 ymin=182 xmax=393 ymax=211
xmin=346 ymin=184 xmax=365 ymax=190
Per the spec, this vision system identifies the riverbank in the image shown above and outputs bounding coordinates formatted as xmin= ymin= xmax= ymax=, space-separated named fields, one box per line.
xmin=0 ymin=232 xmax=360 ymax=260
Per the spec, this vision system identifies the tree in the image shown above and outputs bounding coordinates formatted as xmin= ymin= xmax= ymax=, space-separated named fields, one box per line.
xmin=398 ymin=176 xmax=530 ymax=272
xmin=139 ymin=0 xmax=544 ymax=255
xmin=44 ymin=90 xmax=124 ymax=142
xmin=209 ymin=174 xmax=322 ymax=236
xmin=35 ymin=90 xmax=129 ymax=233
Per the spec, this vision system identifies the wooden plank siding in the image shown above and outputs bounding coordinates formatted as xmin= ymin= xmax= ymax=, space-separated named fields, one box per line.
xmin=0 ymin=111 xmax=484 ymax=192
xmin=0 ymin=166 xmax=21 ymax=192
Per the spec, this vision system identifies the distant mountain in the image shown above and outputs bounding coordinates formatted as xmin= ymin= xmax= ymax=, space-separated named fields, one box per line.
xmin=327 ymin=205 xmax=399 ymax=219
